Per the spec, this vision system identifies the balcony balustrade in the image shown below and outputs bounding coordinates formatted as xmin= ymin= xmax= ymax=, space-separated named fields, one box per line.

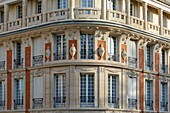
xmin=27 ymin=14 xmax=42 ymax=26
xmin=33 ymin=98 xmax=43 ymax=109
xmin=53 ymin=96 xmax=66 ymax=108
xmin=163 ymin=27 xmax=170 ymax=38
xmin=80 ymin=96 xmax=94 ymax=107
xmin=14 ymin=58 xmax=23 ymax=69
xmin=128 ymin=57 xmax=137 ymax=68
xmin=107 ymin=10 xmax=126 ymax=24
xmin=130 ymin=16 xmax=144 ymax=29
xmin=74 ymin=8 xmax=101 ymax=19
xmin=14 ymin=99 xmax=23 ymax=109
xmin=53 ymin=53 xmax=66 ymax=61
xmin=33 ymin=55 xmax=43 ymax=66
xmin=147 ymin=22 xmax=160 ymax=34
xmin=128 ymin=99 xmax=137 ymax=109
xmin=145 ymin=60 xmax=153 ymax=71
xmin=145 ymin=100 xmax=153 ymax=110
xmin=0 ymin=61 xmax=5 ymax=71
xmin=160 ymin=102 xmax=168 ymax=111
xmin=0 ymin=23 xmax=4 ymax=32
xmin=160 ymin=64 xmax=168 ymax=74
xmin=0 ymin=100 xmax=5 ymax=110
xmin=8 ymin=19 xmax=22 ymax=30
xmin=108 ymin=97 xmax=119 ymax=108
xmin=47 ymin=9 xmax=69 ymax=22
xmin=108 ymin=53 xmax=119 ymax=61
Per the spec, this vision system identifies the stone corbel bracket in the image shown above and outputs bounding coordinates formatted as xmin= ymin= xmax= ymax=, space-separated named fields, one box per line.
xmin=143 ymin=73 xmax=155 ymax=80
xmin=31 ymin=69 xmax=48 ymax=77
xmin=0 ymin=73 xmax=7 ymax=81
xmin=159 ymin=76 xmax=169 ymax=82
xmin=126 ymin=70 xmax=139 ymax=78
xmin=12 ymin=71 xmax=25 ymax=79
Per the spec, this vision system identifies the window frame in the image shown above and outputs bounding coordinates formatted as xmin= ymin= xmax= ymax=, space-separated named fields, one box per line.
xmin=57 ymin=0 xmax=67 ymax=9
xmin=80 ymin=73 xmax=95 ymax=107
xmin=17 ymin=5 xmax=22 ymax=19
xmin=80 ymin=0 xmax=95 ymax=8
xmin=80 ymin=34 xmax=94 ymax=59
xmin=54 ymin=74 xmax=66 ymax=107
xmin=36 ymin=0 xmax=42 ymax=14
xmin=53 ymin=34 xmax=66 ymax=61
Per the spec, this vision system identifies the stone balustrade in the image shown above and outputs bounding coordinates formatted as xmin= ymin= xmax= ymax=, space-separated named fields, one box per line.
xmin=47 ymin=9 xmax=69 ymax=22
xmin=8 ymin=19 xmax=22 ymax=31
xmin=74 ymin=8 xmax=101 ymax=19
xmin=26 ymin=14 xmax=42 ymax=26
xmin=130 ymin=16 xmax=144 ymax=29
xmin=147 ymin=22 xmax=160 ymax=34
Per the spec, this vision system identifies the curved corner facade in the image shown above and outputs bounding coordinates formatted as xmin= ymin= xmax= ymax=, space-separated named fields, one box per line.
xmin=0 ymin=0 xmax=170 ymax=113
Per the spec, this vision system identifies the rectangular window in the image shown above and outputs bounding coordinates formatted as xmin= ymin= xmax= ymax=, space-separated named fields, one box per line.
xmin=128 ymin=77 xmax=137 ymax=109
xmin=14 ymin=42 xmax=23 ymax=69
xmin=160 ymin=82 xmax=168 ymax=111
xmin=0 ymin=81 xmax=5 ymax=110
xmin=0 ymin=45 xmax=5 ymax=70
xmin=36 ymin=0 xmax=42 ymax=14
xmin=57 ymin=0 xmax=67 ymax=9
xmin=128 ymin=40 xmax=137 ymax=68
xmin=108 ymin=75 xmax=119 ymax=108
xmin=80 ymin=34 xmax=94 ymax=59
xmin=0 ymin=11 xmax=4 ymax=23
xmin=14 ymin=79 xmax=24 ymax=109
xmin=33 ymin=76 xmax=43 ymax=109
xmin=17 ymin=6 xmax=22 ymax=18
xmin=54 ymin=74 xmax=66 ymax=107
xmin=145 ymin=80 xmax=153 ymax=110
xmin=81 ymin=0 xmax=93 ymax=7
xmin=145 ymin=45 xmax=152 ymax=70
xmin=147 ymin=11 xmax=153 ymax=23
xmin=54 ymin=35 xmax=66 ymax=61
xmin=80 ymin=73 xmax=94 ymax=107
xmin=160 ymin=49 xmax=168 ymax=73
xmin=33 ymin=37 xmax=43 ymax=66
xmin=108 ymin=37 xmax=118 ymax=61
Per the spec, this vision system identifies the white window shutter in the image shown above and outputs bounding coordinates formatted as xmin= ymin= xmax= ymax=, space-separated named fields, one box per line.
xmin=33 ymin=76 xmax=43 ymax=98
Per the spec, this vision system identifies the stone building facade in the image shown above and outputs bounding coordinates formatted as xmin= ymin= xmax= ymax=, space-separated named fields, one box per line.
xmin=0 ymin=0 xmax=170 ymax=113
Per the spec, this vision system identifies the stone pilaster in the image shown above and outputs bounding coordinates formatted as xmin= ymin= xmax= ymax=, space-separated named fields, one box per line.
xmin=126 ymin=0 xmax=130 ymax=25
xmin=101 ymin=0 xmax=106 ymax=19
xmin=142 ymin=1 xmax=148 ymax=30
xmin=70 ymin=0 xmax=75 ymax=19
xmin=22 ymin=0 xmax=27 ymax=27
xmin=4 ymin=4 xmax=9 ymax=31
xmin=42 ymin=0 xmax=47 ymax=22
xmin=159 ymin=8 xmax=163 ymax=35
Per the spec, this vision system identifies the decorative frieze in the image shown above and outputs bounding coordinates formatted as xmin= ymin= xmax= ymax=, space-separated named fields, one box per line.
xmin=31 ymin=69 xmax=47 ymax=77
xmin=126 ymin=70 xmax=139 ymax=78
xmin=12 ymin=71 xmax=25 ymax=79
xmin=143 ymin=73 xmax=155 ymax=80
xmin=159 ymin=76 xmax=169 ymax=82
xmin=0 ymin=73 xmax=7 ymax=81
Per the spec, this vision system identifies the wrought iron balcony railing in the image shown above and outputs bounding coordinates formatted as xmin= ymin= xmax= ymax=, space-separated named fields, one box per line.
xmin=128 ymin=99 xmax=137 ymax=109
xmin=0 ymin=100 xmax=5 ymax=110
xmin=108 ymin=97 xmax=119 ymax=108
xmin=145 ymin=100 xmax=153 ymax=110
xmin=53 ymin=96 xmax=66 ymax=108
xmin=128 ymin=57 xmax=137 ymax=68
xmin=145 ymin=60 xmax=153 ymax=71
xmin=160 ymin=64 xmax=168 ymax=74
xmin=14 ymin=99 xmax=23 ymax=109
xmin=14 ymin=58 xmax=23 ymax=69
xmin=80 ymin=96 xmax=94 ymax=107
xmin=160 ymin=102 xmax=168 ymax=111
xmin=0 ymin=61 xmax=5 ymax=70
xmin=108 ymin=53 xmax=119 ymax=62
xmin=33 ymin=98 xmax=43 ymax=109
xmin=53 ymin=52 xmax=66 ymax=61
xmin=33 ymin=55 xmax=43 ymax=66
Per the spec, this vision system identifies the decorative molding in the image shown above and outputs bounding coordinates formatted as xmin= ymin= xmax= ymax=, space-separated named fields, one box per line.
xmin=98 ymin=44 xmax=105 ymax=60
xmin=76 ymin=67 xmax=98 ymax=72
xmin=159 ymin=76 xmax=169 ymax=82
xmin=12 ymin=71 xmax=25 ymax=79
xmin=41 ymin=32 xmax=51 ymax=43
xmin=3 ymin=39 xmax=12 ymax=50
xmin=126 ymin=70 xmax=139 ymax=78
xmin=66 ymin=28 xmax=79 ymax=39
xmin=45 ymin=46 xmax=51 ymax=62
xmin=31 ymin=69 xmax=47 ymax=77
xmin=69 ymin=44 xmax=76 ymax=60
xmin=120 ymin=34 xmax=127 ymax=44
xmin=143 ymin=73 xmax=155 ymax=80
xmin=51 ymin=68 xmax=69 ymax=73
xmin=21 ymin=36 xmax=32 ymax=47
xmin=0 ymin=74 xmax=7 ymax=81
xmin=105 ymin=69 xmax=121 ymax=73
